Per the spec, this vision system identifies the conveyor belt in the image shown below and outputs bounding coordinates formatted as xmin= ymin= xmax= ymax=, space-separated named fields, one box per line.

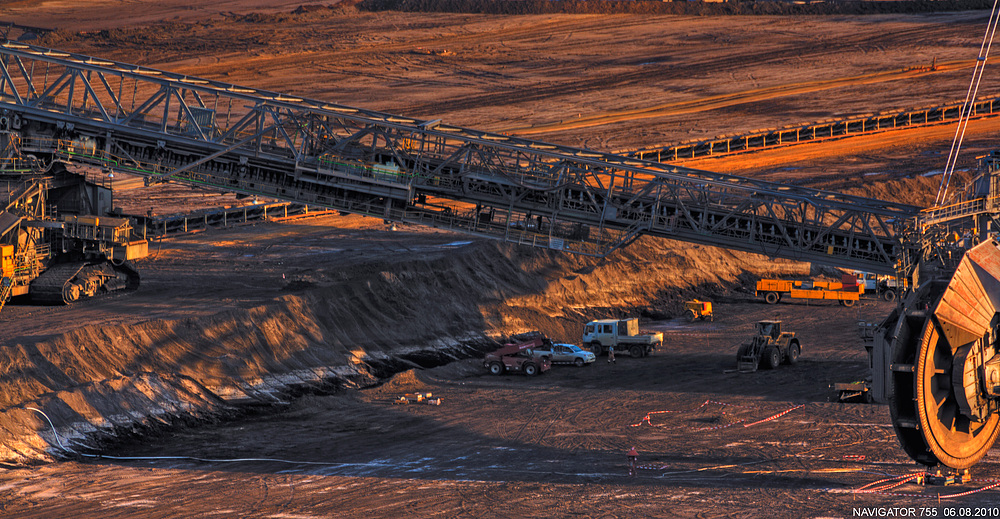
xmin=0 ymin=40 xmax=920 ymax=273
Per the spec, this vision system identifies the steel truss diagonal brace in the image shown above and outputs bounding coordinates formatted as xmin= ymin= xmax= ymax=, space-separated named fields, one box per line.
xmin=0 ymin=40 xmax=924 ymax=271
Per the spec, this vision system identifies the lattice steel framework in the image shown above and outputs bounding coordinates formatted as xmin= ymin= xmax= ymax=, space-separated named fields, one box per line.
xmin=0 ymin=41 xmax=923 ymax=274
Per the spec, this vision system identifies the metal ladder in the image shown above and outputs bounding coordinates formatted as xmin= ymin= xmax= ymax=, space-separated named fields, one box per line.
xmin=0 ymin=276 xmax=11 ymax=315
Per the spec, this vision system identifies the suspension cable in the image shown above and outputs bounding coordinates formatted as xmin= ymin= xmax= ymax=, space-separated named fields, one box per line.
xmin=936 ymin=0 xmax=1000 ymax=206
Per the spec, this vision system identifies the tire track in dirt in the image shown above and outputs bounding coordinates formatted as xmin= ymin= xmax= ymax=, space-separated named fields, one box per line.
xmin=245 ymin=477 xmax=270 ymax=516
xmin=547 ymin=406 xmax=587 ymax=451
xmin=485 ymin=389 xmax=524 ymax=442
xmin=529 ymin=408 xmax=565 ymax=446
xmin=269 ymin=475 xmax=296 ymax=517
xmin=505 ymin=399 xmax=545 ymax=444
xmin=166 ymin=15 xmax=658 ymax=79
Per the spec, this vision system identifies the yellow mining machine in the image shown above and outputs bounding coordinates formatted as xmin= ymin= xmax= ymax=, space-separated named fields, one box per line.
xmin=736 ymin=320 xmax=800 ymax=372
xmin=0 ymin=132 xmax=148 ymax=313
xmin=684 ymin=299 xmax=714 ymax=321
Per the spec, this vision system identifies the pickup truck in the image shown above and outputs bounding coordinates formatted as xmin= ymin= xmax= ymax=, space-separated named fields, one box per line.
xmin=582 ymin=317 xmax=663 ymax=358
xmin=534 ymin=342 xmax=596 ymax=367
xmin=483 ymin=336 xmax=552 ymax=376
xmin=853 ymin=271 xmax=906 ymax=302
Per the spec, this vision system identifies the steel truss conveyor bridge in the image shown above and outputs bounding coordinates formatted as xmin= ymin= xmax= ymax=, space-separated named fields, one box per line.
xmin=0 ymin=41 xmax=924 ymax=275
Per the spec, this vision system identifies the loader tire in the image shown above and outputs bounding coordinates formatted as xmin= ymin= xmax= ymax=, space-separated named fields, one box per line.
xmin=786 ymin=342 xmax=800 ymax=365
xmin=763 ymin=346 xmax=781 ymax=370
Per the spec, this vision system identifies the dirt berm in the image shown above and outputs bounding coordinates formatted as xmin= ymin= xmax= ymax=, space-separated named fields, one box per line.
xmin=0 ymin=229 xmax=812 ymax=465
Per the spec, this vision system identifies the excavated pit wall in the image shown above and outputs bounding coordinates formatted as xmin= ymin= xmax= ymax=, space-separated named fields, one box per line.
xmin=0 ymin=236 xmax=809 ymax=465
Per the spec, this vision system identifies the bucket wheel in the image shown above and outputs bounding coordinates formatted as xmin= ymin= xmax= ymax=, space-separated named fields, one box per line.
xmin=890 ymin=312 xmax=1000 ymax=469
xmin=888 ymin=238 xmax=1000 ymax=469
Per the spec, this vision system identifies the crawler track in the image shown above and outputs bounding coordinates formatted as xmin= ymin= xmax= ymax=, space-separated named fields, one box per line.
xmin=30 ymin=261 xmax=140 ymax=305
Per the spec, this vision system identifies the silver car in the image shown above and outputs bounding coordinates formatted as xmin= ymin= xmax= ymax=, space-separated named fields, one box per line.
xmin=535 ymin=343 xmax=595 ymax=367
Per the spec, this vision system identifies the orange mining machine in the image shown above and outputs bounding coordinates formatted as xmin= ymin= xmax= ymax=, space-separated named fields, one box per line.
xmin=756 ymin=274 xmax=863 ymax=307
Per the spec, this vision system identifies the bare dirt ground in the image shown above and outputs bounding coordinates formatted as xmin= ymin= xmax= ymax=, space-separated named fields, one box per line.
xmin=6 ymin=4 xmax=996 ymax=152
xmin=2 ymin=2 xmax=1000 ymax=517
xmin=7 ymin=299 xmax=999 ymax=518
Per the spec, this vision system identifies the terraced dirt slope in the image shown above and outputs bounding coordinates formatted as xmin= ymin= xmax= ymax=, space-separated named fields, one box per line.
xmin=1 ymin=3 xmax=999 ymax=516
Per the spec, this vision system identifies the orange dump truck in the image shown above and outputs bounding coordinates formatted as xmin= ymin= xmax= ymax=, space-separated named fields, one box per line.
xmin=756 ymin=275 xmax=863 ymax=307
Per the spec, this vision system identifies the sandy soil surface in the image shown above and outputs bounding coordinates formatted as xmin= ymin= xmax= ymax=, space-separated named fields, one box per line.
xmin=6 ymin=300 xmax=1000 ymax=518
xmin=5 ymin=5 xmax=995 ymax=152
xmin=0 ymin=3 xmax=999 ymax=517
xmin=1 ymin=0 xmax=331 ymax=31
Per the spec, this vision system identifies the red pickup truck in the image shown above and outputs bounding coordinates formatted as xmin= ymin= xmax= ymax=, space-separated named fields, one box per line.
xmin=484 ymin=336 xmax=552 ymax=376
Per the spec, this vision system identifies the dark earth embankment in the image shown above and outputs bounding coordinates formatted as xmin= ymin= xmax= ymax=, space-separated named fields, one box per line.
xmin=0 ymin=222 xmax=813 ymax=465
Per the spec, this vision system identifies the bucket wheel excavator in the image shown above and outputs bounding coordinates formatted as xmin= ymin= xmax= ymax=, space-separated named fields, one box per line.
xmin=1 ymin=27 xmax=999 ymax=472
xmin=877 ymin=6 xmax=1000 ymax=471
xmin=882 ymin=164 xmax=1000 ymax=469
xmin=885 ymin=236 xmax=1000 ymax=470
